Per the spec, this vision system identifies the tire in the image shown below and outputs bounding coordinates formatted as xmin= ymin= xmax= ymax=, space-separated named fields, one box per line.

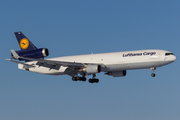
xmin=88 ymin=79 xmax=93 ymax=83
xmin=82 ymin=77 xmax=86 ymax=81
xmin=72 ymin=77 xmax=77 ymax=81
xmin=151 ymin=73 xmax=155 ymax=77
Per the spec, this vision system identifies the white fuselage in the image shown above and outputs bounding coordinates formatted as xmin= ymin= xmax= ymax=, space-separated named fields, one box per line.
xmin=18 ymin=49 xmax=176 ymax=75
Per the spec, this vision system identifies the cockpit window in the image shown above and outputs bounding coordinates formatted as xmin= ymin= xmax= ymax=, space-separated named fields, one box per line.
xmin=165 ymin=53 xmax=174 ymax=56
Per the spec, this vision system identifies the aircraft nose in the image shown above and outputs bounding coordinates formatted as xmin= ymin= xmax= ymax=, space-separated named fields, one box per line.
xmin=173 ymin=55 xmax=177 ymax=61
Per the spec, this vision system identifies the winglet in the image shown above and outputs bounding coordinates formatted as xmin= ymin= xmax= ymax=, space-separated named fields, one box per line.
xmin=11 ymin=49 xmax=20 ymax=59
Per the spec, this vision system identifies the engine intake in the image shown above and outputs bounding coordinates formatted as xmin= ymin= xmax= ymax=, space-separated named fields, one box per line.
xmin=83 ymin=65 xmax=101 ymax=74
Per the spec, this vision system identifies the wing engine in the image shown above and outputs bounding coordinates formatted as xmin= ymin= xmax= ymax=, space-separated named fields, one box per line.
xmin=83 ymin=65 xmax=101 ymax=74
xmin=105 ymin=70 xmax=127 ymax=77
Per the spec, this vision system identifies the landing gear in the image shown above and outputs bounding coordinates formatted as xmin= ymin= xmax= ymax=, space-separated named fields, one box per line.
xmin=88 ymin=74 xmax=99 ymax=83
xmin=72 ymin=73 xmax=99 ymax=83
xmin=72 ymin=76 xmax=86 ymax=81
xmin=151 ymin=67 xmax=156 ymax=77
xmin=151 ymin=73 xmax=155 ymax=77
xmin=89 ymin=79 xmax=99 ymax=83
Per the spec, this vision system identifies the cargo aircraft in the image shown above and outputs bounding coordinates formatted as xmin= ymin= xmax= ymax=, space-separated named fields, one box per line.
xmin=6 ymin=32 xmax=177 ymax=83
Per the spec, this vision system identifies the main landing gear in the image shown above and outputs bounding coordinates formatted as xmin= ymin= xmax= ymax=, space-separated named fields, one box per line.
xmin=151 ymin=67 xmax=156 ymax=77
xmin=72 ymin=76 xmax=86 ymax=81
xmin=72 ymin=74 xmax=99 ymax=83
xmin=89 ymin=74 xmax=99 ymax=83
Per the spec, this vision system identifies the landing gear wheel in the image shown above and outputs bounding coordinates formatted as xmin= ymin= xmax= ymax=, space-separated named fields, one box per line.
xmin=95 ymin=79 xmax=99 ymax=83
xmin=151 ymin=73 xmax=155 ymax=77
xmin=88 ymin=79 xmax=93 ymax=83
xmin=150 ymin=67 xmax=156 ymax=77
xmin=81 ymin=77 xmax=87 ymax=81
xmin=88 ymin=79 xmax=99 ymax=83
xmin=72 ymin=77 xmax=77 ymax=81
xmin=72 ymin=77 xmax=86 ymax=81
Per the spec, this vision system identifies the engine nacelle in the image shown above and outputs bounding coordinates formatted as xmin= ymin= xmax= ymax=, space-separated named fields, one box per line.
xmin=106 ymin=70 xmax=127 ymax=77
xmin=83 ymin=65 xmax=101 ymax=74
xmin=11 ymin=48 xmax=49 ymax=60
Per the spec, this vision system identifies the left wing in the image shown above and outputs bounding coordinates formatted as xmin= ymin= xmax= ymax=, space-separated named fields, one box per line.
xmin=6 ymin=59 xmax=35 ymax=68
xmin=10 ymin=49 xmax=99 ymax=69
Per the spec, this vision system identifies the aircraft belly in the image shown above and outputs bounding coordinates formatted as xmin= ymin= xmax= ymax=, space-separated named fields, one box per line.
xmin=105 ymin=64 xmax=126 ymax=71
xmin=105 ymin=60 xmax=165 ymax=71
xmin=18 ymin=64 xmax=67 ymax=75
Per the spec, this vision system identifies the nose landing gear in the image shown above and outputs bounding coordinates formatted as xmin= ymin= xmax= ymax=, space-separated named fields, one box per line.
xmin=151 ymin=67 xmax=156 ymax=77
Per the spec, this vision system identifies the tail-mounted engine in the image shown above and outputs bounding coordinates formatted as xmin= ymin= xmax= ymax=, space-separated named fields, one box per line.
xmin=11 ymin=48 xmax=49 ymax=60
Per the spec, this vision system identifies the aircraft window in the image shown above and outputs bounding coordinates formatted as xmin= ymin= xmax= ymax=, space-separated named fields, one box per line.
xmin=165 ymin=53 xmax=174 ymax=56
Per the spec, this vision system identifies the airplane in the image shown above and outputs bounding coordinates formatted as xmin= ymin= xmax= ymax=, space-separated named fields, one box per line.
xmin=6 ymin=32 xmax=177 ymax=83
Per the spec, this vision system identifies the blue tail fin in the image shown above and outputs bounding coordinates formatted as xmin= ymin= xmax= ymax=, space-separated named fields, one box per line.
xmin=14 ymin=32 xmax=37 ymax=51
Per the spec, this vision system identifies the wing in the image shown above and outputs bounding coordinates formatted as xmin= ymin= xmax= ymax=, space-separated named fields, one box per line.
xmin=10 ymin=49 xmax=99 ymax=69
xmin=6 ymin=59 xmax=35 ymax=68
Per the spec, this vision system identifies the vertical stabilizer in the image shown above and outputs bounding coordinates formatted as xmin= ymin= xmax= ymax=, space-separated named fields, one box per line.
xmin=14 ymin=32 xmax=37 ymax=51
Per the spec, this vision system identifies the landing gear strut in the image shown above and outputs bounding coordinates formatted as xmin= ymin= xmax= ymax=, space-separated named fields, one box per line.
xmin=151 ymin=67 xmax=156 ymax=77
xmin=88 ymin=74 xmax=99 ymax=83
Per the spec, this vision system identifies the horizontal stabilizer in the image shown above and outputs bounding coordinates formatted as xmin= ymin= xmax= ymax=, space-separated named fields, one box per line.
xmin=11 ymin=49 xmax=20 ymax=59
xmin=6 ymin=59 xmax=35 ymax=67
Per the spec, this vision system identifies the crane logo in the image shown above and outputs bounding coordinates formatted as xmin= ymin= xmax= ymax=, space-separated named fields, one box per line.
xmin=20 ymin=38 xmax=29 ymax=49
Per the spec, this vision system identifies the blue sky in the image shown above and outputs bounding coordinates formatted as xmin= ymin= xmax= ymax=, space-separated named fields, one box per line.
xmin=0 ymin=0 xmax=179 ymax=120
